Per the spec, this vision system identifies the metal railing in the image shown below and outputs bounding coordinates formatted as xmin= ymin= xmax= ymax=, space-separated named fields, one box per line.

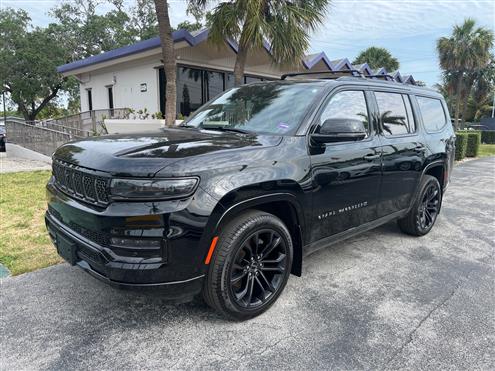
xmin=26 ymin=108 xmax=130 ymax=134
xmin=34 ymin=121 xmax=91 ymax=137
xmin=5 ymin=109 xmax=130 ymax=156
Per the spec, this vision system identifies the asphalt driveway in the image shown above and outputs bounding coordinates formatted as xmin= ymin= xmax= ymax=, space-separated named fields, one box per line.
xmin=1 ymin=157 xmax=494 ymax=370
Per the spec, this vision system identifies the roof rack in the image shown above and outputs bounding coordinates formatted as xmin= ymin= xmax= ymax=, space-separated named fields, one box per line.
xmin=280 ymin=70 xmax=363 ymax=80
xmin=281 ymin=70 xmax=419 ymax=86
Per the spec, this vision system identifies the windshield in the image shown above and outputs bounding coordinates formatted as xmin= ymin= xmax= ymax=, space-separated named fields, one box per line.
xmin=183 ymin=82 xmax=325 ymax=135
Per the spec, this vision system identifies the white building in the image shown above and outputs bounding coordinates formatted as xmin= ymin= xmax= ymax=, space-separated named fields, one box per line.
xmin=58 ymin=28 xmax=416 ymax=117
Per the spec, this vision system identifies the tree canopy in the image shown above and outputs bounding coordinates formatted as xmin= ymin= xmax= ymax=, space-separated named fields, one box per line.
xmin=0 ymin=9 xmax=71 ymax=121
xmin=1 ymin=0 xmax=160 ymax=121
xmin=353 ymin=47 xmax=400 ymax=72
xmin=195 ymin=0 xmax=330 ymax=85
xmin=436 ymin=18 xmax=494 ymax=125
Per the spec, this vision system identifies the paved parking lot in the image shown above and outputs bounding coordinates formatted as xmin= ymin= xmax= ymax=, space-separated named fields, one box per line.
xmin=1 ymin=157 xmax=494 ymax=370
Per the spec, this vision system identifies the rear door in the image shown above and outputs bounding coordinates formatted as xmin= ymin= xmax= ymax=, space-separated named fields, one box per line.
xmin=308 ymin=88 xmax=382 ymax=243
xmin=372 ymin=91 xmax=427 ymax=217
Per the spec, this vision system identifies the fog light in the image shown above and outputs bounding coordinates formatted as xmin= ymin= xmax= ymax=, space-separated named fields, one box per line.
xmin=110 ymin=237 xmax=161 ymax=249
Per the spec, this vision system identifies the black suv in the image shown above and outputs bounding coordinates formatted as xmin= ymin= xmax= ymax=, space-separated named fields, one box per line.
xmin=46 ymin=75 xmax=455 ymax=320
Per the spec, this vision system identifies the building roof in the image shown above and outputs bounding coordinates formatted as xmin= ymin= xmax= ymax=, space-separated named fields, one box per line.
xmin=57 ymin=28 xmax=416 ymax=84
xmin=57 ymin=29 xmax=210 ymax=74
xmin=352 ymin=63 xmax=373 ymax=75
xmin=392 ymin=70 xmax=403 ymax=82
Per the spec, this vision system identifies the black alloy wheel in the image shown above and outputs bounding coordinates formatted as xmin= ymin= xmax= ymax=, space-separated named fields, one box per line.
xmin=202 ymin=210 xmax=293 ymax=320
xmin=229 ymin=229 xmax=288 ymax=309
xmin=417 ymin=182 xmax=440 ymax=231
xmin=398 ymin=175 xmax=442 ymax=236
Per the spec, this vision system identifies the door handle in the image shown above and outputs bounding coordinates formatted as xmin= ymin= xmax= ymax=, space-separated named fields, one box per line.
xmin=363 ymin=153 xmax=380 ymax=161
xmin=415 ymin=145 xmax=427 ymax=152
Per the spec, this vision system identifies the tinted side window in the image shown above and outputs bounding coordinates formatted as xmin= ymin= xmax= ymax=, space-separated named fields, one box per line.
xmin=375 ymin=92 xmax=411 ymax=136
xmin=319 ymin=90 xmax=370 ymax=137
xmin=416 ymin=96 xmax=447 ymax=132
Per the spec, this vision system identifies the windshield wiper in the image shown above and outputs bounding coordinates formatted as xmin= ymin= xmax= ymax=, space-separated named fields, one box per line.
xmin=201 ymin=126 xmax=251 ymax=134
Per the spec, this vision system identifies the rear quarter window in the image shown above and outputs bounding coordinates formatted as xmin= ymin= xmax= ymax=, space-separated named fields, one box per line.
xmin=416 ymin=96 xmax=447 ymax=132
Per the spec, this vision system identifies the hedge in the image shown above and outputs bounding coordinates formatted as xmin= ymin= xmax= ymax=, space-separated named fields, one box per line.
xmin=466 ymin=132 xmax=481 ymax=157
xmin=481 ymin=131 xmax=495 ymax=144
xmin=455 ymin=132 xmax=468 ymax=160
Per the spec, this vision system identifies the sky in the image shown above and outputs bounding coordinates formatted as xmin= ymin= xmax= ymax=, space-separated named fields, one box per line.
xmin=2 ymin=0 xmax=494 ymax=87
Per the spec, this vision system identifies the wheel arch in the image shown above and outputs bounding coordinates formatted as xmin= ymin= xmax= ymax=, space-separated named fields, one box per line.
xmin=408 ymin=160 xmax=446 ymax=213
xmin=423 ymin=162 xmax=446 ymax=190
xmin=205 ymin=190 xmax=306 ymax=277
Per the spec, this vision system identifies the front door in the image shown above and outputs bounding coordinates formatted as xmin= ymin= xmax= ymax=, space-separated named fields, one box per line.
xmin=309 ymin=89 xmax=382 ymax=244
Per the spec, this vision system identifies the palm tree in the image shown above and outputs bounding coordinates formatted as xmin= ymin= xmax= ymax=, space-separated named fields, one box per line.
xmin=153 ymin=0 xmax=176 ymax=127
xmin=193 ymin=0 xmax=330 ymax=86
xmin=353 ymin=47 xmax=399 ymax=72
xmin=437 ymin=18 xmax=494 ymax=127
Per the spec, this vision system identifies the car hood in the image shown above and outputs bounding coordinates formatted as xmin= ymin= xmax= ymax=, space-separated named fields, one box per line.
xmin=53 ymin=127 xmax=283 ymax=177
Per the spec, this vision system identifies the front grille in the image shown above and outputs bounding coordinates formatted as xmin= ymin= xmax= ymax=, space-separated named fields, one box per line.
xmin=53 ymin=160 xmax=110 ymax=206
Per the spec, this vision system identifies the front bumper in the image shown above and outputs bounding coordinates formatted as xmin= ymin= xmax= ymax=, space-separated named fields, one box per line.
xmin=44 ymin=177 xmax=222 ymax=299
xmin=45 ymin=212 xmax=204 ymax=298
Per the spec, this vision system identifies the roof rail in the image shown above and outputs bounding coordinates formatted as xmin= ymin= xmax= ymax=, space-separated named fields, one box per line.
xmin=281 ymin=70 xmax=418 ymax=86
xmin=280 ymin=70 xmax=363 ymax=80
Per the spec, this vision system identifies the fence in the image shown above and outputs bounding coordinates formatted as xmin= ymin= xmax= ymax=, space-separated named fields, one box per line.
xmin=5 ymin=119 xmax=79 ymax=157
xmin=30 ymin=108 xmax=130 ymax=134
xmin=5 ymin=109 xmax=130 ymax=157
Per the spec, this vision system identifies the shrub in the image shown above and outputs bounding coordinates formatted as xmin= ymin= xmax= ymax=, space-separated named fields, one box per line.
xmin=466 ymin=132 xmax=481 ymax=157
xmin=481 ymin=130 xmax=495 ymax=144
xmin=455 ymin=132 xmax=468 ymax=160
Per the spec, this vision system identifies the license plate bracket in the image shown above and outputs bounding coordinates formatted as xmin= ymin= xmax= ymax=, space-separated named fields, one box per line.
xmin=57 ymin=234 xmax=77 ymax=265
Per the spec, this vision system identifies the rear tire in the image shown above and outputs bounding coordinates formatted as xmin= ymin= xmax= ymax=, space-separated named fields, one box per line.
xmin=398 ymin=175 xmax=442 ymax=236
xmin=203 ymin=210 xmax=293 ymax=320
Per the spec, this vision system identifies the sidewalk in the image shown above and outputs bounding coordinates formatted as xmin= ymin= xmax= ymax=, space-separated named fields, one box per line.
xmin=0 ymin=154 xmax=51 ymax=173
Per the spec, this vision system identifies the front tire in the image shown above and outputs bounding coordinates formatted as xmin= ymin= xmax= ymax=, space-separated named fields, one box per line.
xmin=398 ymin=175 xmax=442 ymax=236
xmin=203 ymin=210 xmax=293 ymax=320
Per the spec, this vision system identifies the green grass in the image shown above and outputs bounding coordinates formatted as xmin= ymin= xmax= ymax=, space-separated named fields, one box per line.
xmin=478 ymin=144 xmax=495 ymax=157
xmin=0 ymin=170 xmax=62 ymax=275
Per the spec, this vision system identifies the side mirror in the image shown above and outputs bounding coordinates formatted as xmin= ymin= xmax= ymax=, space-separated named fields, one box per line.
xmin=311 ymin=118 xmax=367 ymax=144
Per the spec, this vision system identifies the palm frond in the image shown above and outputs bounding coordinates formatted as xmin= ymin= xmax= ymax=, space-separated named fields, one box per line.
xmin=207 ymin=2 xmax=242 ymax=46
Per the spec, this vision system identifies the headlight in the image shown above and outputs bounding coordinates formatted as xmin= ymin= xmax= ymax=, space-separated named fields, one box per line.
xmin=110 ymin=177 xmax=199 ymax=200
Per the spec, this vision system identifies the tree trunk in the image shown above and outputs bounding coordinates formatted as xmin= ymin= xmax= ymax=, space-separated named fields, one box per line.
xmin=233 ymin=44 xmax=248 ymax=86
xmin=233 ymin=25 xmax=250 ymax=86
xmin=454 ymin=73 xmax=464 ymax=129
xmin=11 ymin=86 xmax=60 ymax=123
xmin=154 ymin=0 xmax=176 ymax=127
xmin=460 ymin=88 xmax=470 ymax=124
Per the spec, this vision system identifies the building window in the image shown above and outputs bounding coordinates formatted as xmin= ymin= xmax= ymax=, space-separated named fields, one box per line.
xmin=225 ymin=73 xmax=235 ymax=90
xmin=87 ymin=89 xmax=93 ymax=111
xmin=244 ymin=76 xmax=263 ymax=84
xmin=158 ymin=68 xmax=166 ymax=115
xmin=161 ymin=66 xmax=267 ymax=118
xmin=107 ymin=86 xmax=114 ymax=110
xmin=177 ymin=66 xmax=203 ymax=117
xmin=205 ymin=70 xmax=224 ymax=101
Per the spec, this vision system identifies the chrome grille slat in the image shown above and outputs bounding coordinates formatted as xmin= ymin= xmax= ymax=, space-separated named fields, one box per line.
xmin=52 ymin=160 xmax=109 ymax=206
